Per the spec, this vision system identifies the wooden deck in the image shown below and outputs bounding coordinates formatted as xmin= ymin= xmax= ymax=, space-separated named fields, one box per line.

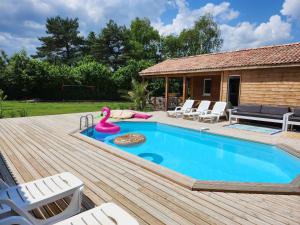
xmin=0 ymin=113 xmax=300 ymax=225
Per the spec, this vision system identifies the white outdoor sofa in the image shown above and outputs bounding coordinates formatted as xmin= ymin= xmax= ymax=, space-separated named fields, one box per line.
xmin=229 ymin=104 xmax=290 ymax=130
xmin=284 ymin=107 xmax=300 ymax=131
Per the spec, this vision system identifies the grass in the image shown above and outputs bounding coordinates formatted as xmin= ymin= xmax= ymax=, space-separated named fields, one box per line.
xmin=1 ymin=101 xmax=134 ymax=118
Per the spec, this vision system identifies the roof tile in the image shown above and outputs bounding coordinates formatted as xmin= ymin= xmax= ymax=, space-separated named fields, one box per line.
xmin=140 ymin=42 xmax=300 ymax=75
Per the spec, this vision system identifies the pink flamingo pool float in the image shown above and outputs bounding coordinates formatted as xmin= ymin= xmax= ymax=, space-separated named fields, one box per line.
xmin=95 ymin=107 xmax=120 ymax=134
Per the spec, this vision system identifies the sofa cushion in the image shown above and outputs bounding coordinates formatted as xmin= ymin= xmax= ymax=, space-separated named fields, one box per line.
xmin=260 ymin=105 xmax=289 ymax=115
xmin=232 ymin=111 xmax=262 ymax=117
xmin=293 ymin=108 xmax=300 ymax=117
xmin=237 ymin=104 xmax=261 ymax=113
xmin=232 ymin=111 xmax=283 ymax=120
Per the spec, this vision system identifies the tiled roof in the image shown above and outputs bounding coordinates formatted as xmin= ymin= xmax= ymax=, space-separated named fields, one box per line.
xmin=140 ymin=42 xmax=300 ymax=76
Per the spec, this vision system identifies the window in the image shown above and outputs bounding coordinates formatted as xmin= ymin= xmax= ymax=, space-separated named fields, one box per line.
xmin=203 ymin=79 xmax=212 ymax=96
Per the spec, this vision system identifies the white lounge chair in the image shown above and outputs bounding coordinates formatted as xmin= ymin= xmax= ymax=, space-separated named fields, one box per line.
xmin=0 ymin=172 xmax=84 ymax=225
xmin=183 ymin=100 xmax=211 ymax=120
xmin=199 ymin=101 xmax=227 ymax=123
xmin=167 ymin=99 xmax=194 ymax=118
xmin=0 ymin=202 xmax=139 ymax=225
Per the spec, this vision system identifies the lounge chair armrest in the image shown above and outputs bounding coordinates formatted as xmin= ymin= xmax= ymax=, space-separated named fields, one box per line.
xmin=283 ymin=112 xmax=294 ymax=117
xmin=284 ymin=112 xmax=294 ymax=119
xmin=185 ymin=108 xmax=195 ymax=113
xmin=174 ymin=107 xmax=182 ymax=111
xmin=203 ymin=110 xmax=211 ymax=115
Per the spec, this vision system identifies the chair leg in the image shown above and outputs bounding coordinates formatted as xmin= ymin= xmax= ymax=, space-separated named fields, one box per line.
xmin=28 ymin=187 xmax=83 ymax=225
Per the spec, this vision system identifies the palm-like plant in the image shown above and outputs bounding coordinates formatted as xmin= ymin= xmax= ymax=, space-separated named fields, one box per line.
xmin=128 ymin=80 xmax=150 ymax=111
xmin=0 ymin=89 xmax=7 ymax=118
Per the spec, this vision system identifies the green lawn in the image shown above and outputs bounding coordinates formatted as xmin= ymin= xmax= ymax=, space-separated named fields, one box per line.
xmin=1 ymin=101 xmax=134 ymax=118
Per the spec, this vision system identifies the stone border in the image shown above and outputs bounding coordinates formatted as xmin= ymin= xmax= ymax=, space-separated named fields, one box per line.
xmin=71 ymin=121 xmax=300 ymax=195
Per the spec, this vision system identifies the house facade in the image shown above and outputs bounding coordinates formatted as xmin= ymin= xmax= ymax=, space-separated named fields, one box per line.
xmin=140 ymin=43 xmax=300 ymax=110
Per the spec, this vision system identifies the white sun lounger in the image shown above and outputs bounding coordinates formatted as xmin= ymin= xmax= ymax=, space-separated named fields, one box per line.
xmin=0 ymin=172 xmax=83 ymax=225
xmin=167 ymin=99 xmax=194 ymax=118
xmin=199 ymin=101 xmax=227 ymax=123
xmin=183 ymin=100 xmax=211 ymax=120
xmin=0 ymin=202 xmax=139 ymax=225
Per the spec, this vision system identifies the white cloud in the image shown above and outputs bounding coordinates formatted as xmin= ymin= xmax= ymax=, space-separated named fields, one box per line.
xmin=0 ymin=32 xmax=39 ymax=55
xmin=0 ymin=0 xmax=297 ymax=55
xmin=154 ymin=0 xmax=293 ymax=51
xmin=281 ymin=0 xmax=300 ymax=22
xmin=0 ymin=0 xmax=170 ymax=54
xmin=221 ymin=15 xmax=292 ymax=50
xmin=153 ymin=1 xmax=239 ymax=35
xmin=200 ymin=2 xmax=239 ymax=21
xmin=24 ymin=21 xmax=44 ymax=30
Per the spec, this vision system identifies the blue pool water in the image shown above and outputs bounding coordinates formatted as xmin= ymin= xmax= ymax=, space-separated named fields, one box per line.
xmin=82 ymin=122 xmax=300 ymax=183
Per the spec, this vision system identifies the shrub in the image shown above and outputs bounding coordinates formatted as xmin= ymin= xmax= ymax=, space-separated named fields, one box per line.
xmin=18 ymin=108 xmax=28 ymax=117
xmin=113 ymin=60 xmax=154 ymax=91
xmin=72 ymin=61 xmax=117 ymax=100
xmin=127 ymin=80 xmax=151 ymax=111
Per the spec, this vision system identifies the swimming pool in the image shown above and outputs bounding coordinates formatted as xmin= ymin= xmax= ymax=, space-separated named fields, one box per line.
xmin=82 ymin=122 xmax=300 ymax=184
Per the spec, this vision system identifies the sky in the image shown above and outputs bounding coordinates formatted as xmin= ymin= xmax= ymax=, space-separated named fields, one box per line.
xmin=0 ymin=0 xmax=300 ymax=56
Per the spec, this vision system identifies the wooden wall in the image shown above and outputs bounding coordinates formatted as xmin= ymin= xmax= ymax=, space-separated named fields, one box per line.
xmin=190 ymin=74 xmax=221 ymax=102
xmin=220 ymin=67 xmax=300 ymax=107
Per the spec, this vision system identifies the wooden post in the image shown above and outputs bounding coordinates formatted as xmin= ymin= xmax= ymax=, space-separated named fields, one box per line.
xmin=165 ymin=76 xmax=169 ymax=111
xmin=182 ymin=76 xmax=187 ymax=103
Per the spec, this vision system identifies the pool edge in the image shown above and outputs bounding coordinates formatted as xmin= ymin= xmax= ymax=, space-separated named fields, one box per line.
xmin=71 ymin=122 xmax=300 ymax=195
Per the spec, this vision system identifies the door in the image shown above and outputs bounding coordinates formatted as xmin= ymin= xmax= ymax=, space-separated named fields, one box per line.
xmin=228 ymin=76 xmax=240 ymax=106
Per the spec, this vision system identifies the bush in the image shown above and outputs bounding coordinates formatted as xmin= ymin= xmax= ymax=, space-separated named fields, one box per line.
xmin=72 ymin=61 xmax=117 ymax=100
xmin=0 ymin=50 xmax=154 ymax=101
xmin=18 ymin=108 xmax=28 ymax=117
xmin=113 ymin=60 xmax=154 ymax=91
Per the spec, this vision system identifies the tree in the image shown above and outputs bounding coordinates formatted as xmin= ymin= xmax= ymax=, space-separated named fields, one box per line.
xmin=83 ymin=31 xmax=97 ymax=56
xmin=0 ymin=50 xmax=9 ymax=89
xmin=93 ymin=20 xmax=130 ymax=71
xmin=179 ymin=14 xmax=222 ymax=56
xmin=161 ymin=35 xmax=182 ymax=59
xmin=34 ymin=16 xmax=84 ymax=65
xmin=113 ymin=59 xmax=154 ymax=90
xmin=0 ymin=49 xmax=9 ymax=71
xmin=72 ymin=61 xmax=116 ymax=99
xmin=129 ymin=18 xmax=160 ymax=61
xmin=0 ymin=89 xmax=7 ymax=118
xmin=3 ymin=50 xmax=33 ymax=99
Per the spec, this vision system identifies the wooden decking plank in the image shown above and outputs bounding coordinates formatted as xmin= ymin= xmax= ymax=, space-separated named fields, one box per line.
xmin=205 ymin=193 xmax=296 ymax=225
xmin=213 ymin=192 xmax=300 ymax=224
xmin=124 ymin=171 xmax=252 ymax=225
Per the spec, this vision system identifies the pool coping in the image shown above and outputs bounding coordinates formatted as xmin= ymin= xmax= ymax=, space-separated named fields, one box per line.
xmin=70 ymin=121 xmax=300 ymax=195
